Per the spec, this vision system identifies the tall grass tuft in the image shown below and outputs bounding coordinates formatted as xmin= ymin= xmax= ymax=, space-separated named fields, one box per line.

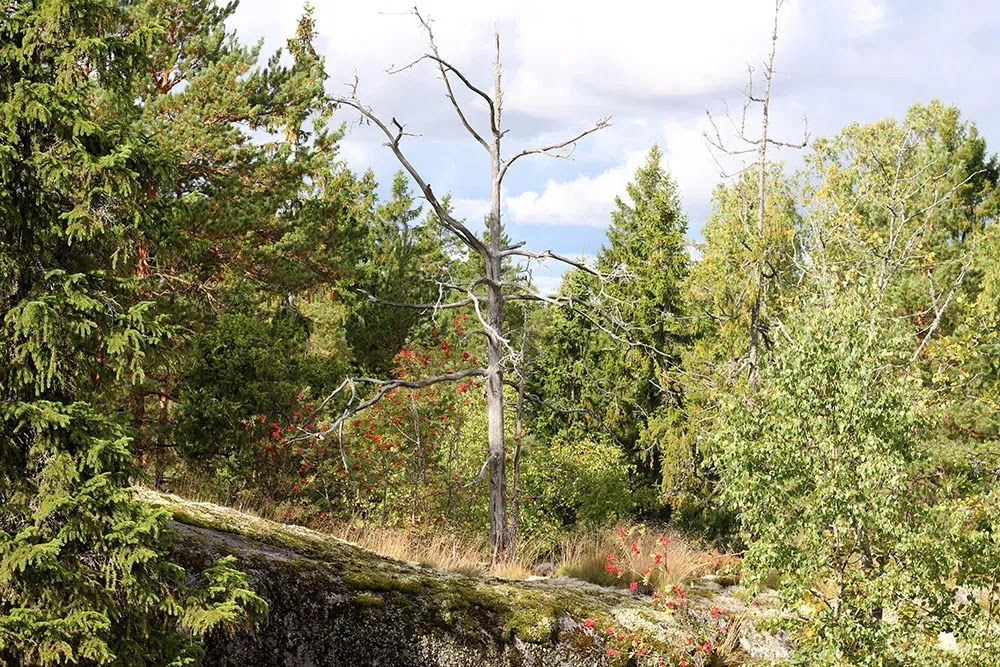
xmin=556 ymin=524 xmax=736 ymax=590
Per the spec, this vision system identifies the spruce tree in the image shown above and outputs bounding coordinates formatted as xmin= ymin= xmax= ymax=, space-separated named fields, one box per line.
xmin=596 ymin=146 xmax=690 ymax=478
xmin=346 ymin=170 xmax=450 ymax=375
xmin=0 ymin=1 xmax=264 ymax=664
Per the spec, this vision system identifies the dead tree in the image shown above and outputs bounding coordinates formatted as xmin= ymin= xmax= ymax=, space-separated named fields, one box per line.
xmin=705 ymin=0 xmax=806 ymax=384
xmin=320 ymin=8 xmax=609 ymax=563
xmin=704 ymin=0 xmax=980 ymax=380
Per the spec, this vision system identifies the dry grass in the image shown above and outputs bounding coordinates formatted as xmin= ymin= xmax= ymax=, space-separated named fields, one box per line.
xmin=155 ymin=469 xmax=291 ymax=519
xmin=152 ymin=469 xmax=537 ymax=577
xmin=554 ymin=527 xmax=620 ymax=585
xmin=556 ymin=524 xmax=738 ymax=591
xmin=716 ymin=607 xmax=752 ymax=666
xmin=491 ymin=558 xmax=535 ymax=581
xmin=325 ymin=521 xmax=490 ymax=575
xmin=323 ymin=523 xmax=543 ymax=580
xmin=151 ymin=470 xmax=735 ymax=587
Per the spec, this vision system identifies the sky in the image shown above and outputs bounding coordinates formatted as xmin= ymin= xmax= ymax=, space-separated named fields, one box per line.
xmin=228 ymin=0 xmax=1000 ymax=294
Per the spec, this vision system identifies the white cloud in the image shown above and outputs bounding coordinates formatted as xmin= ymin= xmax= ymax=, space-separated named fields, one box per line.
xmin=451 ymin=197 xmax=490 ymax=227
xmin=506 ymin=166 xmax=629 ymax=228
xmin=225 ymin=0 xmax=1000 ymax=258
xmin=504 ymin=113 xmax=725 ymax=231
xmin=505 ymin=0 xmax=804 ymax=119
xmin=338 ymin=137 xmax=376 ymax=174
xmin=845 ymin=0 xmax=888 ymax=38
xmin=230 ymin=1 xmax=811 ymax=135
xmin=659 ymin=116 xmax=730 ymax=223
xmin=505 ymin=150 xmax=645 ymax=228
xmin=529 ymin=274 xmax=563 ymax=297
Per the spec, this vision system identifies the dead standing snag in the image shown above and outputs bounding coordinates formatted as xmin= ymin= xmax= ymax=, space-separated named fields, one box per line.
xmin=324 ymin=8 xmax=609 ymax=563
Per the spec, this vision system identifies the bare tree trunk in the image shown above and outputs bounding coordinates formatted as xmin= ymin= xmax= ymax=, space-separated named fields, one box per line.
xmin=485 ymin=252 xmax=508 ymax=561
xmin=485 ymin=305 xmax=507 ymax=561
xmin=705 ymin=0 xmax=804 ymax=385
xmin=508 ymin=437 xmax=521 ymax=552
xmin=747 ymin=3 xmax=778 ymax=386
xmin=410 ymin=394 xmax=423 ymax=525
xmin=748 ymin=293 xmax=762 ymax=384
xmin=327 ymin=11 xmax=608 ymax=566
xmin=486 ymin=62 xmax=509 ymax=562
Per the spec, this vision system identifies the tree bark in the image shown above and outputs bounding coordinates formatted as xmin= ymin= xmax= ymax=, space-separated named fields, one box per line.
xmin=486 ymin=61 xmax=509 ymax=561
xmin=327 ymin=14 xmax=608 ymax=565
xmin=485 ymin=297 xmax=508 ymax=562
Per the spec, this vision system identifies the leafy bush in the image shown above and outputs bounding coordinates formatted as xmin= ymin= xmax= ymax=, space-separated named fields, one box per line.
xmin=715 ymin=296 xmax=998 ymax=666
xmin=520 ymin=435 xmax=651 ymax=542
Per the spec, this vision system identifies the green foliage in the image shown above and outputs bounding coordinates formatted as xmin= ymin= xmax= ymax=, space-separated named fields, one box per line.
xmin=345 ymin=171 xmax=450 ymax=375
xmin=123 ymin=0 xmax=370 ymax=467
xmin=596 ymin=146 xmax=690 ymax=468
xmin=177 ymin=295 xmax=341 ymax=461
xmin=0 ymin=1 xmax=266 ymax=663
xmin=7 ymin=5 xmax=996 ymax=662
xmin=801 ymin=101 xmax=995 ymax=280
xmin=532 ymin=146 xmax=690 ymax=491
xmin=797 ymin=101 xmax=996 ymax=387
xmin=519 ymin=435 xmax=649 ymax=539
xmin=687 ymin=164 xmax=800 ymax=368
xmin=715 ymin=295 xmax=996 ymax=665
xmin=258 ymin=319 xmax=490 ymax=527
xmin=528 ymin=268 xmax=606 ymax=436
xmin=181 ymin=555 xmax=269 ymax=640
xmin=600 ymin=145 xmax=689 ymax=343
xmin=681 ymin=163 xmax=801 ymax=491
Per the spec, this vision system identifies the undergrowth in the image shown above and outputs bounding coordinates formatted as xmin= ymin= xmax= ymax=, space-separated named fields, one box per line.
xmin=151 ymin=467 xmax=736 ymax=585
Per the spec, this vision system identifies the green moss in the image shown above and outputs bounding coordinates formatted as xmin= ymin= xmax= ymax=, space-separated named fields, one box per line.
xmin=139 ymin=488 xmax=357 ymax=564
xmin=562 ymin=627 xmax=598 ymax=653
xmin=342 ymin=570 xmax=403 ymax=593
xmin=495 ymin=590 xmax=554 ymax=643
xmin=351 ymin=592 xmax=385 ymax=608
xmin=427 ymin=581 xmax=506 ymax=644
xmin=511 ymin=614 xmax=555 ymax=644
xmin=140 ymin=487 xmax=778 ymax=665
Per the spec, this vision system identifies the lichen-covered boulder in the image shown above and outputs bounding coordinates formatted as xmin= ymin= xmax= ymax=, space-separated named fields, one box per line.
xmin=139 ymin=489 xmax=786 ymax=666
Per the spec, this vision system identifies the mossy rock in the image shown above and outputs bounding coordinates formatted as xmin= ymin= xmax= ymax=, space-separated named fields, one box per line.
xmin=139 ymin=488 xmax=785 ymax=666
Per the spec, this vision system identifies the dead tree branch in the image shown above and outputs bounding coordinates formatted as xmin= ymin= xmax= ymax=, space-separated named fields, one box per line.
xmin=326 ymin=8 xmax=611 ymax=562
xmin=334 ymin=88 xmax=487 ymax=255
xmin=702 ymin=0 xmax=806 ymax=383
xmin=499 ymin=117 xmax=612 ymax=181
xmin=356 ymin=287 xmax=475 ymax=311
xmin=301 ymin=369 xmax=489 ymax=443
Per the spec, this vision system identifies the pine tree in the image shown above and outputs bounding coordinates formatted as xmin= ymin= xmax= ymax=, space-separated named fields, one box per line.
xmin=117 ymin=0 xmax=369 ymax=465
xmin=0 ymin=2 xmax=264 ymax=664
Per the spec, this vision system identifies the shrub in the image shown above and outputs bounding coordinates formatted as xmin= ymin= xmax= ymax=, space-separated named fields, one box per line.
xmin=520 ymin=435 xmax=650 ymax=542
xmin=715 ymin=296 xmax=998 ymax=665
